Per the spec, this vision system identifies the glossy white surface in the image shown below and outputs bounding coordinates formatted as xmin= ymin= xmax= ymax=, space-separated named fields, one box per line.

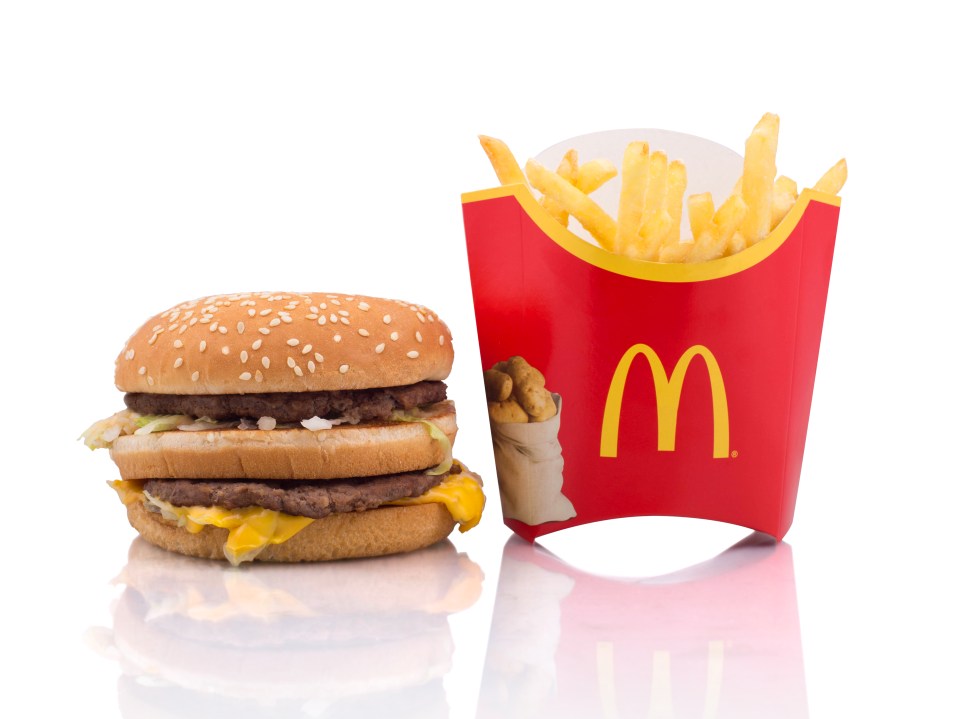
xmin=2 ymin=2 xmax=958 ymax=717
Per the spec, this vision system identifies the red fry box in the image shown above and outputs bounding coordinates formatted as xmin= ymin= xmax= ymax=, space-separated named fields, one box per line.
xmin=462 ymin=130 xmax=841 ymax=542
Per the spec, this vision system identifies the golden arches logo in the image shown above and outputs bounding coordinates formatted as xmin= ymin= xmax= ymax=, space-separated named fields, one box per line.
xmin=600 ymin=344 xmax=730 ymax=459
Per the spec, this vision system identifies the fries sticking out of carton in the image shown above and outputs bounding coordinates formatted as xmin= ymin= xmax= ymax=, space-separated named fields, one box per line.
xmin=479 ymin=114 xmax=846 ymax=264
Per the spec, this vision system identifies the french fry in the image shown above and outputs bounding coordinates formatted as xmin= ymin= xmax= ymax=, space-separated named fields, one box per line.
xmin=525 ymin=159 xmax=618 ymax=251
xmin=741 ymin=113 xmax=780 ymax=247
xmin=479 ymin=135 xmax=527 ymax=186
xmin=714 ymin=194 xmax=748 ymax=238
xmin=577 ymin=159 xmax=618 ymax=194
xmin=769 ymin=176 xmax=799 ymax=230
xmin=659 ymin=239 xmax=693 ymax=263
xmin=813 ymin=158 xmax=847 ymax=195
xmin=639 ymin=151 xmax=669 ymax=234
xmin=687 ymin=192 xmax=716 ymax=240
xmin=631 ymin=208 xmax=672 ymax=261
xmin=775 ymin=175 xmax=798 ymax=199
xmin=714 ymin=195 xmax=748 ymax=257
xmin=614 ymin=142 xmax=650 ymax=254
xmin=665 ymin=160 xmax=687 ymax=244
xmin=541 ymin=149 xmax=579 ymax=226
xmin=686 ymin=226 xmax=726 ymax=263
xmin=725 ymin=231 xmax=747 ymax=257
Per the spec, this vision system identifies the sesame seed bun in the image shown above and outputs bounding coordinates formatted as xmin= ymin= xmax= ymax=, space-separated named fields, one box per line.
xmin=110 ymin=400 xmax=457 ymax=480
xmin=125 ymin=499 xmax=457 ymax=562
xmin=115 ymin=292 xmax=453 ymax=394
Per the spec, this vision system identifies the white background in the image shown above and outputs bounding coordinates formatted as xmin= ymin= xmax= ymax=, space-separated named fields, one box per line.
xmin=2 ymin=2 xmax=957 ymax=717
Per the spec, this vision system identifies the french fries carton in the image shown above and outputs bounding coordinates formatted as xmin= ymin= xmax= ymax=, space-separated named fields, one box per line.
xmin=462 ymin=129 xmax=841 ymax=542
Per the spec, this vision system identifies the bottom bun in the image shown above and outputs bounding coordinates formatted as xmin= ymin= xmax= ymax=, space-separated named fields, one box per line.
xmin=126 ymin=500 xmax=456 ymax=562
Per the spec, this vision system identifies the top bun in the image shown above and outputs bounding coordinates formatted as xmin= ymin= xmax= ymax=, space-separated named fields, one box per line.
xmin=115 ymin=292 xmax=454 ymax=394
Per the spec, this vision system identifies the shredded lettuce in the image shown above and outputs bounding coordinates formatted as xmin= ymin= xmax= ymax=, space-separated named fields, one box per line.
xmin=391 ymin=411 xmax=453 ymax=475
xmin=80 ymin=410 xmax=142 ymax=449
xmin=133 ymin=415 xmax=196 ymax=435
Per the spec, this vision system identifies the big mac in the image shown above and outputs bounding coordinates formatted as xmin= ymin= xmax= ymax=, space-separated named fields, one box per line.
xmin=83 ymin=292 xmax=484 ymax=565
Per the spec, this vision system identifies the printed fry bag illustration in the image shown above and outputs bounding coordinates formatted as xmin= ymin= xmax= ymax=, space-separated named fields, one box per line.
xmin=464 ymin=117 xmax=844 ymax=542
xmin=484 ymin=357 xmax=575 ymax=525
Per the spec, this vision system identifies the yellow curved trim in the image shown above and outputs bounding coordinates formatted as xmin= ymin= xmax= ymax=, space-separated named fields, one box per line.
xmin=462 ymin=185 xmax=841 ymax=282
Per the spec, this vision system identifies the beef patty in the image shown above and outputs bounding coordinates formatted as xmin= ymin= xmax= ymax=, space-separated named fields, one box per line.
xmin=143 ymin=469 xmax=447 ymax=519
xmin=125 ymin=380 xmax=447 ymax=424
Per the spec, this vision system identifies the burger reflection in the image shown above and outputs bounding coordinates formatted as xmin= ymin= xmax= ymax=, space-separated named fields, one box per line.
xmin=102 ymin=538 xmax=482 ymax=719
xmin=477 ymin=533 xmax=807 ymax=719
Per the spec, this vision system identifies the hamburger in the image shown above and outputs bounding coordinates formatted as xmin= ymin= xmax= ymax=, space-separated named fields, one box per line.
xmin=82 ymin=291 xmax=484 ymax=564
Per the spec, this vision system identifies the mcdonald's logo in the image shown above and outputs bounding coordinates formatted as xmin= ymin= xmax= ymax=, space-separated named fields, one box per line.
xmin=600 ymin=344 xmax=730 ymax=459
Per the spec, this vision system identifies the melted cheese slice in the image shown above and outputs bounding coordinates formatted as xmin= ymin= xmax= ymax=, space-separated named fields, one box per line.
xmin=109 ymin=468 xmax=484 ymax=565
xmin=387 ymin=470 xmax=485 ymax=531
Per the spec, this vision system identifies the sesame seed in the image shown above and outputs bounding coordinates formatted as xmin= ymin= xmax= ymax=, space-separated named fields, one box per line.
xmin=240 ymin=350 xmax=249 ymax=363
xmin=407 ymin=351 xmax=420 ymax=359
xmin=269 ymin=318 xmax=281 ymax=327
xmin=248 ymin=309 xmax=256 ymax=317
xmin=417 ymin=312 xmax=426 ymax=323
xmin=319 ymin=303 xmax=327 ymax=310
xmin=293 ymin=366 xmax=304 ymax=377
xmin=358 ymin=328 xmax=370 ymax=337
xmin=416 ymin=331 xmax=423 ymax=343
xmin=314 ymin=353 xmax=324 ymax=363
xmin=383 ymin=314 xmax=392 ymax=324
xmin=310 ymin=306 xmax=319 ymax=313
xmin=199 ymin=341 xmax=207 ymax=352
xmin=330 ymin=314 xmax=339 ymax=324
xmin=191 ymin=371 xmax=200 ymax=382
xmin=260 ymin=309 xmax=272 ymax=316
xmin=338 ymin=310 xmax=349 ymax=317
xmin=287 ymin=357 xmax=296 ymax=368
xmin=287 ymin=338 xmax=300 ymax=346
xmin=239 ymin=372 xmax=252 ymax=381
xmin=281 ymin=315 xmax=293 ymax=324
xmin=255 ymin=370 xmax=263 ymax=382
xmin=138 ymin=366 xmax=146 ymax=375
xmin=179 ymin=326 xmax=188 ymax=334
xmin=173 ymin=339 xmax=183 ymax=349
xmin=339 ymin=364 xmax=349 ymax=373
xmin=218 ymin=326 xmax=227 ymax=335
xmin=390 ymin=331 xmax=399 ymax=341
xmin=148 ymin=333 xmax=158 ymax=345
xmin=375 ymin=343 xmax=385 ymax=354
xmin=259 ymin=328 xmax=270 ymax=335
xmin=190 ymin=318 xmax=198 ymax=326
xmin=125 ymin=349 xmax=135 ymax=360
xmin=262 ymin=357 xmax=270 ymax=369
xmin=341 ymin=318 xmax=350 ymax=326
xmin=439 ymin=335 xmax=445 ymax=345
xmin=308 ymin=360 xmax=316 ymax=373
xmin=168 ymin=323 xmax=179 ymax=331
xmin=222 ymin=346 xmax=230 ymax=355
xmin=174 ymin=357 xmax=183 ymax=368
xmin=358 ymin=301 xmax=370 ymax=311
xmin=331 ymin=299 xmax=341 ymax=306
xmin=428 ymin=315 xmax=435 ymax=322
xmin=147 ymin=376 xmax=155 ymax=386
xmin=306 ymin=314 xmax=318 ymax=320
xmin=318 ymin=316 xmax=327 ymax=326
xmin=333 ymin=334 xmax=342 ymax=343
xmin=210 ymin=321 xmax=219 ymax=331
xmin=301 ymin=344 xmax=313 ymax=354
xmin=237 ymin=322 xmax=245 ymax=334
xmin=152 ymin=324 xmax=163 ymax=332
xmin=252 ymin=339 xmax=263 ymax=350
